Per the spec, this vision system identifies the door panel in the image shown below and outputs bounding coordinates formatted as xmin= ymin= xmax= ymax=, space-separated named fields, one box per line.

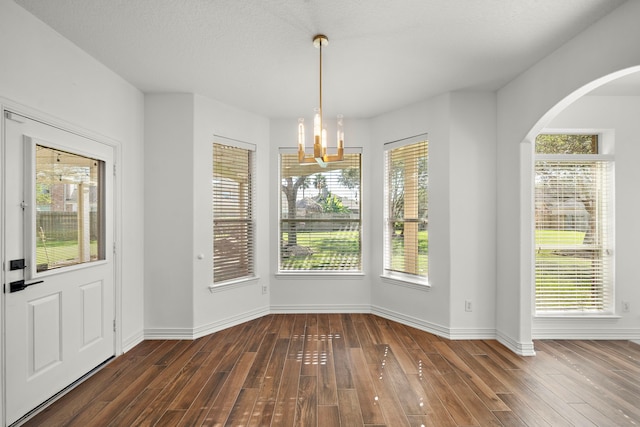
xmin=80 ymin=280 xmax=104 ymax=347
xmin=29 ymin=292 xmax=62 ymax=375
xmin=3 ymin=112 xmax=115 ymax=425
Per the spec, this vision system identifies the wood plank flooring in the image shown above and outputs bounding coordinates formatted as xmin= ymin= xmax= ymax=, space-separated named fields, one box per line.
xmin=23 ymin=314 xmax=640 ymax=426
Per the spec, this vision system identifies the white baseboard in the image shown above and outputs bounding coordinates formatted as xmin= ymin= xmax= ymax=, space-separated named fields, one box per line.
xmin=137 ymin=305 xmax=638 ymax=356
xmin=143 ymin=307 xmax=270 ymax=340
xmin=122 ymin=330 xmax=145 ymax=353
xmin=371 ymin=305 xmax=449 ymax=337
xmin=192 ymin=307 xmax=270 ymax=339
xmin=496 ymin=330 xmax=536 ymax=356
xmin=532 ymin=327 xmax=640 ymax=340
xmin=270 ymin=304 xmax=370 ymax=313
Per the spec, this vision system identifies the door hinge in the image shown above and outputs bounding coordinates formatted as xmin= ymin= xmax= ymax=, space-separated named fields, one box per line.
xmin=113 ymin=242 xmax=117 ymax=254
xmin=113 ymin=319 xmax=116 ymax=332
xmin=113 ymin=164 xmax=117 ymax=176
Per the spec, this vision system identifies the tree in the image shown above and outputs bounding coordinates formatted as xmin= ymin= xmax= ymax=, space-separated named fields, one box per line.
xmin=281 ymin=174 xmax=310 ymax=246
xmin=338 ymin=167 xmax=360 ymax=200
xmin=300 ymin=175 xmax=311 ymax=198
xmin=535 ymin=134 xmax=599 ymax=247
xmin=36 ymin=182 xmax=52 ymax=206
xmin=313 ymin=173 xmax=326 ymax=198
xmin=535 ymin=134 xmax=597 ymax=155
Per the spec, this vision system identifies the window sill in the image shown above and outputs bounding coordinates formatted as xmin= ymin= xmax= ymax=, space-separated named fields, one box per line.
xmin=380 ymin=273 xmax=430 ymax=291
xmin=535 ymin=313 xmax=621 ymax=319
xmin=275 ymin=272 xmax=364 ymax=280
xmin=208 ymin=276 xmax=260 ymax=293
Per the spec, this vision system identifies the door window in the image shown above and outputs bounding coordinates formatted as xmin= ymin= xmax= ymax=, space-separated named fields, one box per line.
xmin=33 ymin=145 xmax=105 ymax=272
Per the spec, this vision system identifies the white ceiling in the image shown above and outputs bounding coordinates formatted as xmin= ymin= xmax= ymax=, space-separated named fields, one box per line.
xmin=14 ymin=0 xmax=633 ymax=119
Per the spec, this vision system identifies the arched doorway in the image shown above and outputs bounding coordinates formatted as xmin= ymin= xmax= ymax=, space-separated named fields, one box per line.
xmin=521 ymin=67 xmax=640 ymax=340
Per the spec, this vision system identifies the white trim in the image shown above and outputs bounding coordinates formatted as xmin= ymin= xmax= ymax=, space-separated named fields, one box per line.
xmin=383 ymin=133 xmax=429 ymax=150
xmin=122 ymin=331 xmax=144 ymax=353
xmin=193 ymin=307 xmax=270 ymax=339
xmin=270 ymin=304 xmax=370 ymax=313
xmin=372 ymin=306 xmax=494 ymax=340
xmin=275 ymin=272 xmax=365 ymax=280
xmin=0 ymin=106 xmax=6 ymax=427
xmin=535 ymin=154 xmax=614 ymax=161
xmin=208 ymin=275 xmax=260 ymax=293
xmin=534 ymin=313 xmax=621 ymax=319
xmin=371 ymin=306 xmax=450 ymax=338
xmin=496 ymin=330 xmax=536 ymax=356
xmin=143 ymin=327 xmax=197 ymax=340
xmin=532 ymin=131 xmax=616 ymax=316
xmin=144 ymin=307 xmax=270 ymax=340
xmin=380 ymin=273 xmax=430 ymax=291
xmin=213 ymin=134 xmax=256 ymax=151
xmin=533 ymin=328 xmax=640 ymax=340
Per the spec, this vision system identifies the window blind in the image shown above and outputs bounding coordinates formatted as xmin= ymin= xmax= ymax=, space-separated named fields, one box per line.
xmin=213 ymin=141 xmax=255 ymax=283
xmin=383 ymin=138 xmax=428 ymax=279
xmin=279 ymin=150 xmax=361 ymax=271
xmin=534 ymin=160 xmax=613 ymax=312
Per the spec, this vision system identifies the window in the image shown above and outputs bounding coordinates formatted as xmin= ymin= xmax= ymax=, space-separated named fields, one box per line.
xmin=279 ymin=149 xmax=361 ymax=272
xmin=213 ymin=139 xmax=255 ymax=284
xmin=383 ymin=137 xmax=428 ymax=283
xmin=534 ymin=134 xmax=613 ymax=313
xmin=34 ymin=145 xmax=105 ymax=272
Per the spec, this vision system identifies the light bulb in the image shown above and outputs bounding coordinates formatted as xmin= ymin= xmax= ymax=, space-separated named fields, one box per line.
xmin=298 ymin=118 xmax=305 ymax=148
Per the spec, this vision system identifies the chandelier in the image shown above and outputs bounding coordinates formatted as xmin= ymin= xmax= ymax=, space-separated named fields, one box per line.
xmin=298 ymin=34 xmax=344 ymax=167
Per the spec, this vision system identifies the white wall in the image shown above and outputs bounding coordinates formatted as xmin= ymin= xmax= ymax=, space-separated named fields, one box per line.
xmin=192 ymin=95 xmax=270 ymax=332
xmin=369 ymin=92 xmax=497 ymax=338
xmin=144 ymin=93 xmax=271 ymax=337
xmin=532 ymin=95 xmax=640 ymax=338
xmin=369 ymin=95 xmax=452 ymax=331
xmin=0 ymin=0 xmax=145 ymax=349
xmin=0 ymin=0 xmax=145 ymax=421
xmin=448 ymin=93 xmax=497 ymax=336
xmin=144 ymin=94 xmax=195 ymax=334
xmin=496 ymin=0 xmax=640 ymax=353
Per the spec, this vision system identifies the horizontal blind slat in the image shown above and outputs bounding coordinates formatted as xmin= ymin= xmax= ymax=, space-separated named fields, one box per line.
xmin=279 ymin=153 xmax=362 ymax=271
xmin=213 ymin=143 xmax=255 ymax=283
xmin=534 ymin=158 xmax=612 ymax=312
xmin=383 ymin=139 xmax=428 ymax=279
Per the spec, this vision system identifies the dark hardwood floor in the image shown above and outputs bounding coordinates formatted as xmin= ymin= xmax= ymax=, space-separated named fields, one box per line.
xmin=24 ymin=314 xmax=640 ymax=426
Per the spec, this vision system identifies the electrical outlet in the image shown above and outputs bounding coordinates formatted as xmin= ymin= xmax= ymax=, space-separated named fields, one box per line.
xmin=621 ymin=301 xmax=630 ymax=313
xmin=262 ymin=284 xmax=268 ymax=295
xmin=465 ymin=300 xmax=472 ymax=312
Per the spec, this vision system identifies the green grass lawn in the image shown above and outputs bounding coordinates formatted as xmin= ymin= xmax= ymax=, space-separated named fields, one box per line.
xmin=281 ymin=230 xmax=361 ymax=270
xmin=535 ymin=229 xmax=585 ymax=245
xmin=535 ymin=229 xmax=603 ymax=311
xmin=280 ymin=229 xmax=428 ymax=273
xmin=36 ymin=240 xmax=98 ymax=270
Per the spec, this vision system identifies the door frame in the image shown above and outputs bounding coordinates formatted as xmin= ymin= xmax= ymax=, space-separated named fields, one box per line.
xmin=0 ymin=98 xmax=123 ymax=425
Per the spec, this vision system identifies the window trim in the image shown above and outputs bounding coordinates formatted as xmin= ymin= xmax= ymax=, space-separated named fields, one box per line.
xmin=382 ymin=134 xmax=429 ymax=286
xmin=212 ymin=135 xmax=257 ymax=285
xmin=533 ymin=131 xmax=615 ymax=316
xmin=277 ymin=147 xmax=363 ymax=274
xmin=380 ymin=272 xmax=430 ymax=290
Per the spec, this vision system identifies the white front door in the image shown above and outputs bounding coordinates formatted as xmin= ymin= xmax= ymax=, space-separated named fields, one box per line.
xmin=3 ymin=112 xmax=115 ymax=425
